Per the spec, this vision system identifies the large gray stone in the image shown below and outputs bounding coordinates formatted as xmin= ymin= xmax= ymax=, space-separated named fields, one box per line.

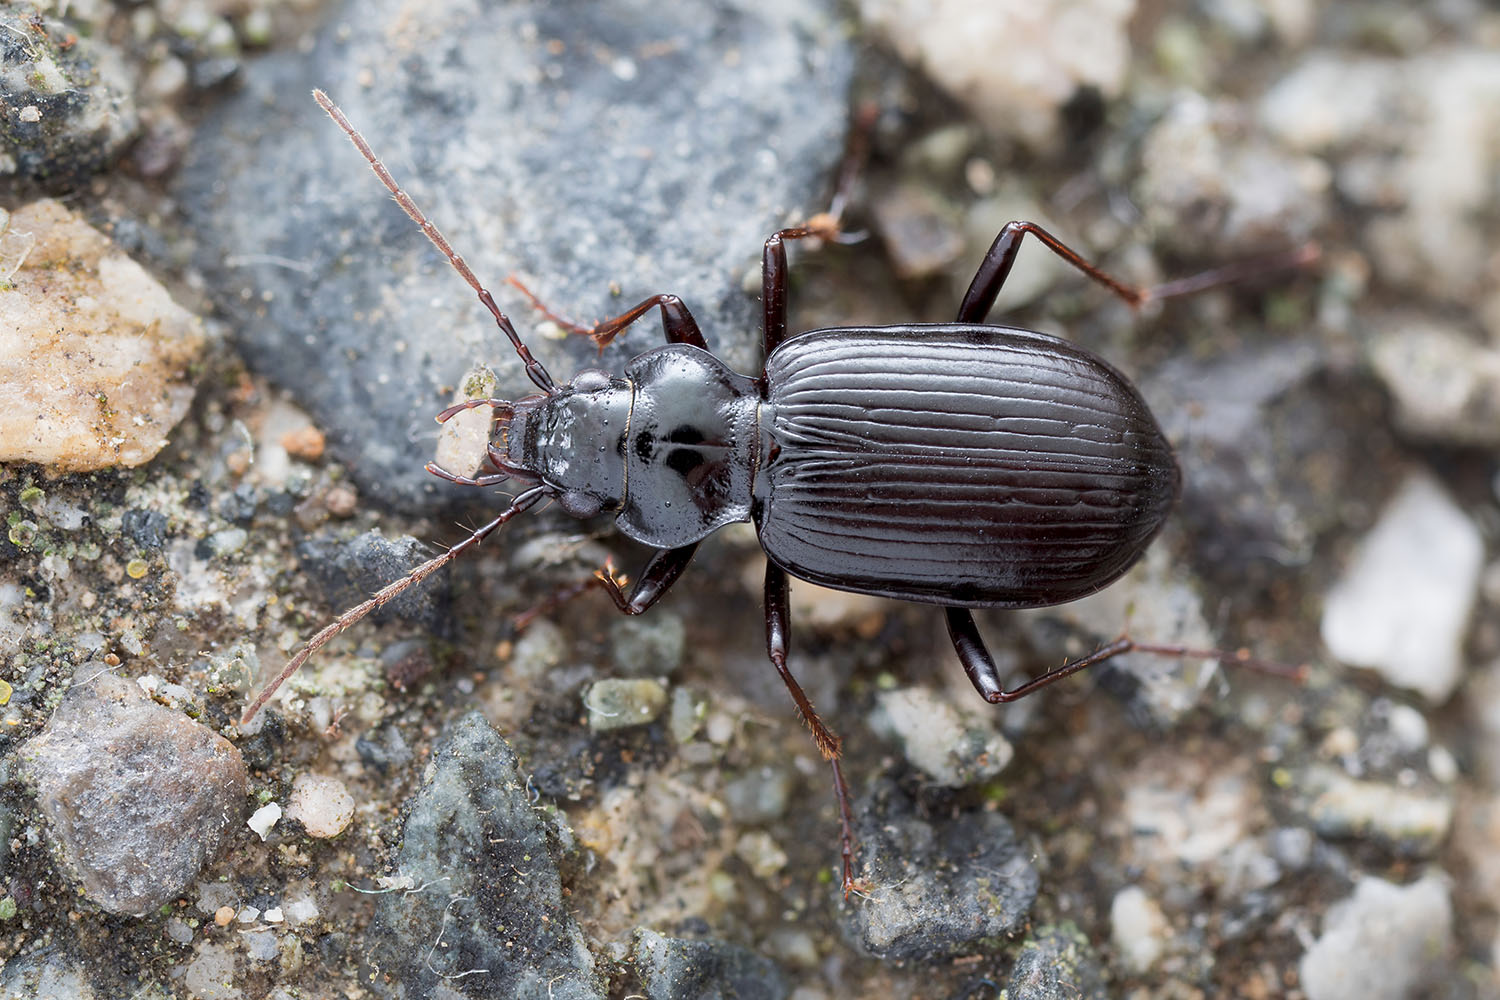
xmin=364 ymin=713 xmax=603 ymax=999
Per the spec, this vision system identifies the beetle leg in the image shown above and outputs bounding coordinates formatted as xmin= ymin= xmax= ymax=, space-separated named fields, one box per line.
xmin=765 ymin=563 xmax=857 ymax=894
xmin=945 ymin=608 xmax=1307 ymax=702
xmin=947 ymin=607 xmax=1137 ymax=702
xmin=592 ymin=543 xmax=700 ymax=614
xmin=422 ymin=462 xmax=511 ymax=488
xmin=506 ymin=276 xmax=708 ymax=351
xmin=958 ymin=221 xmax=1150 ymax=323
xmin=762 ymin=224 xmax=841 ymax=358
xmin=958 ymin=220 xmax=1322 ymax=324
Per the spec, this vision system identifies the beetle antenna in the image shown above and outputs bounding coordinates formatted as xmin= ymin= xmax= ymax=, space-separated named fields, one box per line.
xmin=312 ymin=89 xmax=558 ymax=395
xmin=240 ymin=485 xmax=548 ymax=724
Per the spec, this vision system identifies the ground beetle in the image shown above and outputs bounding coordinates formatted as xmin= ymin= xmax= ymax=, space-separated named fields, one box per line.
xmin=245 ymin=90 xmax=1311 ymax=892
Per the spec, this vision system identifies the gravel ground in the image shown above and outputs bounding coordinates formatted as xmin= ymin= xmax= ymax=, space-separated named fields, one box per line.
xmin=3 ymin=1 xmax=1499 ymax=998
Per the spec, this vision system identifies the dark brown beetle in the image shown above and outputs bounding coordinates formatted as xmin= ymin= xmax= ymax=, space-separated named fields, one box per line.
xmin=245 ymin=90 xmax=1312 ymax=892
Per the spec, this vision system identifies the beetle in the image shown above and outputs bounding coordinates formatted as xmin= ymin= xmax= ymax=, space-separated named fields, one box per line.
xmin=245 ymin=90 xmax=1311 ymax=892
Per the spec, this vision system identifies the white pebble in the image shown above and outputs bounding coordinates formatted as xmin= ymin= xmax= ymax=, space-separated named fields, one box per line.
xmin=1321 ymin=473 xmax=1483 ymax=703
xmin=283 ymin=897 xmax=319 ymax=926
xmin=247 ymin=802 xmax=282 ymax=841
xmin=285 ymin=773 xmax=356 ymax=838
xmin=1110 ymin=885 xmax=1170 ymax=974
xmin=1299 ymin=874 xmax=1453 ymax=1000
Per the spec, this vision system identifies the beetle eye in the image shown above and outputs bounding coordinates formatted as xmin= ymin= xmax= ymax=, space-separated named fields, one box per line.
xmin=558 ymin=489 xmax=603 ymax=519
xmin=570 ymin=368 xmax=612 ymax=393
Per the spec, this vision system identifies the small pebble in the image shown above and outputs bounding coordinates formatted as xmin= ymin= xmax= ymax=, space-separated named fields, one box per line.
xmin=1321 ymin=472 xmax=1483 ymax=703
xmin=667 ymin=686 xmax=705 ymax=743
xmin=0 ymin=200 xmax=204 ymax=471
xmin=1111 ymin=885 xmax=1170 ymax=974
xmin=243 ymin=928 xmax=280 ymax=961
xmin=870 ymin=686 xmax=1012 ymax=787
xmin=23 ymin=674 xmax=246 ymax=916
xmin=584 ymin=678 xmax=668 ymax=732
xmin=280 ymin=425 xmax=326 ymax=462
xmin=723 ymin=765 xmax=793 ymax=825
xmin=734 ymin=830 xmax=788 ymax=880
xmin=213 ymin=905 xmax=234 ymax=927
xmin=323 ymin=484 xmax=358 ymax=518
xmin=1298 ymin=764 xmax=1452 ymax=855
xmin=247 ymin=802 xmax=282 ymax=840
xmin=285 ymin=773 xmax=356 ymax=838
xmin=283 ymin=897 xmax=319 ymax=926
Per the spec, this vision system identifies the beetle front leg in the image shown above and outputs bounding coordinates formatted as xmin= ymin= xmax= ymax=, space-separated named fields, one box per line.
xmin=765 ymin=563 xmax=857 ymax=894
xmin=592 ymin=543 xmax=701 ymax=615
xmin=506 ymin=276 xmax=707 ymax=351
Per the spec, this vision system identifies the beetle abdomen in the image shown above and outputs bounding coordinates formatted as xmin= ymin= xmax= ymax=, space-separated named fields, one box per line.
xmin=757 ymin=326 xmax=1179 ymax=608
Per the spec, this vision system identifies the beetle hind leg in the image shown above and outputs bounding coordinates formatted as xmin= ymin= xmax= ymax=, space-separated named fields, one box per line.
xmin=945 ymin=608 xmax=1307 ymax=703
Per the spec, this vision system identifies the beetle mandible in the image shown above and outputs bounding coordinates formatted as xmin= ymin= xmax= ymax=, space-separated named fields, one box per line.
xmin=245 ymin=89 xmax=1309 ymax=893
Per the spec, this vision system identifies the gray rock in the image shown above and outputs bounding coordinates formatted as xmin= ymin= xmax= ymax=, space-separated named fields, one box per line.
xmin=20 ymin=672 xmax=247 ymax=916
xmin=1145 ymin=338 xmax=1373 ymax=577
xmin=1003 ymin=922 xmax=1106 ymax=1000
xmin=364 ymin=713 xmax=603 ymax=999
xmin=0 ymin=949 xmax=98 ymax=1000
xmin=632 ymin=929 xmax=787 ymax=1000
xmin=869 ymin=686 xmax=1012 ymax=787
xmin=176 ymin=0 xmax=854 ymax=513
xmin=843 ymin=781 xmax=1038 ymax=961
xmin=1368 ymin=314 xmax=1500 ymax=448
xmin=1291 ymin=764 xmax=1452 ymax=857
xmin=1298 ymin=873 xmax=1453 ymax=1000
xmin=1321 ymin=472 xmax=1483 ymax=704
xmin=859 ymin=0 xmax=1135 ymax=152
xmin=609 ymin=612 xmax=687 ymax=678
xmin=0 ymin=3 xmax=139 ymax=187
xmin=295 ymin=529 xmax=453 ymax=637
xmin=1260 ymin=49 xmax=1500 ymax=303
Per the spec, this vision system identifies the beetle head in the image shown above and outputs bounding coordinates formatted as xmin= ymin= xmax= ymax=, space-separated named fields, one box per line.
xmin=505 ymin=368 xmax=632 ymax=519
